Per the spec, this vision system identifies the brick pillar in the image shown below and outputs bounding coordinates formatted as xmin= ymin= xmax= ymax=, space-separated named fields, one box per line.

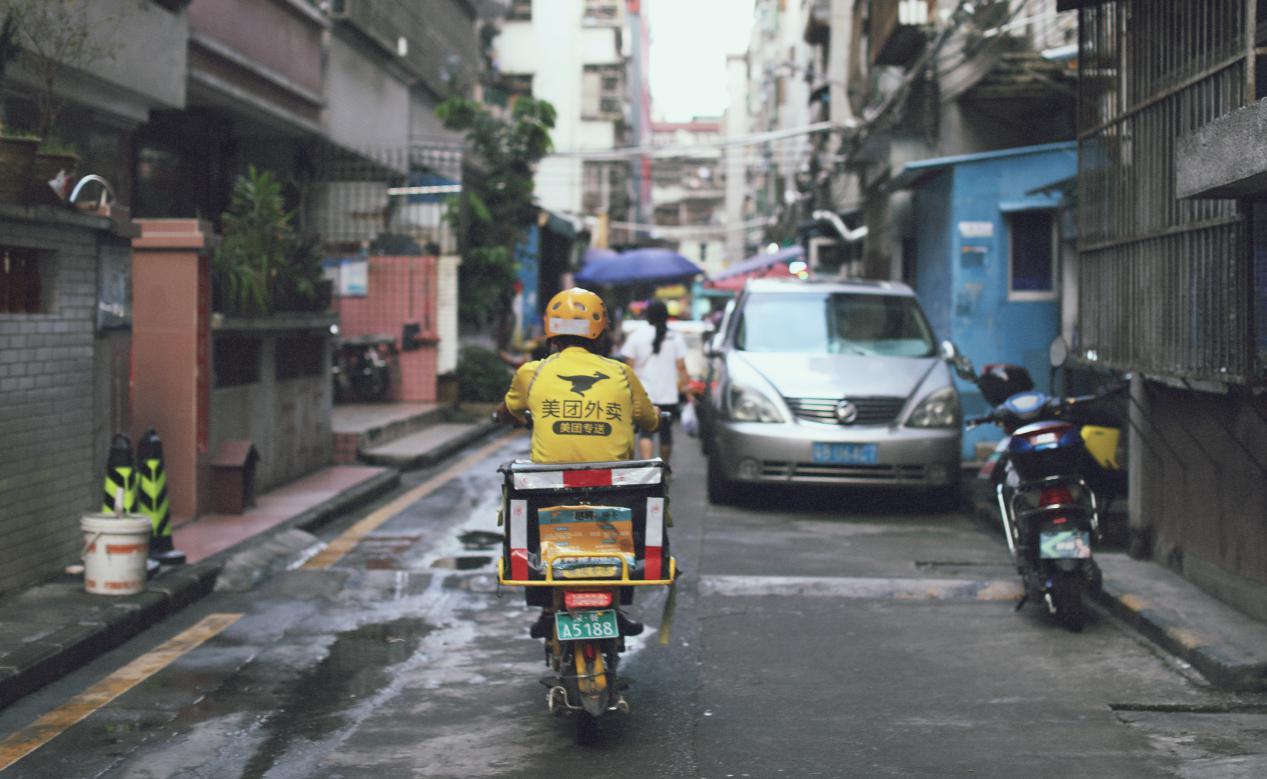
xmin=131 ymin=220 xmax=216 ymax=521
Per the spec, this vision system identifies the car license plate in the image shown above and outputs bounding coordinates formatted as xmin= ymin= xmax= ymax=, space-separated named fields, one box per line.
xmin=1039 ymin=530 xmax=1092 ymax=559
xmin=812 ymin=442 xmax=877 ymax=465
xmin=555 ymin=609 xmax=619 ymax=641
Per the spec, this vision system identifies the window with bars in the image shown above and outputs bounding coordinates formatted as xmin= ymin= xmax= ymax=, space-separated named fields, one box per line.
xmin=214 ymin=335 xmax=262 ymax=388
xmin=275 ymin=335 xmax=326 ymax=381
xmin=487 ymin=73 xmax=534 ymax=108
xmin=0 ymin=247 xmax=47 ymax=314
xmin=583 ymin=0 xmax=620 ymax=23
xmin=1076 ymin=0 xmax=1253 ymax=381
xmin=582 ymin=65 xmax=625 ymax=120
xmin=506 ymin=0 xmax=531 ymax=21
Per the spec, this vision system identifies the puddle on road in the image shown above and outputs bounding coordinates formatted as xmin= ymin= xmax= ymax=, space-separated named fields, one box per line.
xmin=458 ymin=530 xmax=504 ymax=550
xmin=242 ymin=617 xmax=430 ymax=777
xmin=430 ymin=555 xmax=493 ymax=570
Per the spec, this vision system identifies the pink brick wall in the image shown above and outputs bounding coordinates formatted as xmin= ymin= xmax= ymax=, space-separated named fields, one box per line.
xmin=335 ymin=255 xmax=439 ymax=403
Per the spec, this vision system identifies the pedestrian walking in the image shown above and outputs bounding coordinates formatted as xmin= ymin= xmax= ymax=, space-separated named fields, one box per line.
xmin=619 ymin=300 xmax=690 ymax=463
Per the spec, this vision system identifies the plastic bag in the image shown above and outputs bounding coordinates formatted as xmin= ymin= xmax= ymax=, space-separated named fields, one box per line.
xmin=681 ymin=400 xmax=699 ymax=438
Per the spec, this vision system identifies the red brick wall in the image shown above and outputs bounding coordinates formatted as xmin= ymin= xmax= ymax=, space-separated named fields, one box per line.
xmin=335 ymin=255 xmax=439 ymax=403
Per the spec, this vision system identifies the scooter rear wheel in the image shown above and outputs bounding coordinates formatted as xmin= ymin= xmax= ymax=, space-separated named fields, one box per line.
xmin=576 ymin=710 xmax=601 ymax=745
xmin=1051 ymin=571 xmax=1087 ymax=632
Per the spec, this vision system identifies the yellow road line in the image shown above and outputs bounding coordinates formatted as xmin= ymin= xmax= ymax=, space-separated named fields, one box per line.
xmin=1118 ymin=593 xmax=1148 ymax=613
xmin=303 ymin=431 xmax=521 ymax=570
xmin=0 ymin=613 xmax=243 ymax=772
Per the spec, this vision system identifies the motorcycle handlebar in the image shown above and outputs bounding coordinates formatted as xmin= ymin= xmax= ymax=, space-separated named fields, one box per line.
xmin=1063 ymin=381 xmax=1128 ymax=409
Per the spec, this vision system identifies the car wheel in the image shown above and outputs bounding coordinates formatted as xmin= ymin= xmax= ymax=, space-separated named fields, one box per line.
xmin=707 ymin=451 xmax=737 ymax=505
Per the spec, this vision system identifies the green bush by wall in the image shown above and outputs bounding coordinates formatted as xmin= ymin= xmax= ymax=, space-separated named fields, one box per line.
xmin=457 ymin=346 xmax=511 ymax=402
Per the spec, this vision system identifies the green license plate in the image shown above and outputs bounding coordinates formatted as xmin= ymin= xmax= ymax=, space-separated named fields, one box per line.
xmin=1039 ymin=530 xmax=1092 ymax=559
xmin=555 ymin=609 xmax=619 ymax=641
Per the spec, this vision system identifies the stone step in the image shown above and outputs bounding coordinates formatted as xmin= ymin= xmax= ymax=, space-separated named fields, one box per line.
xmin=332 ymin=403 xmax=447 ymax=463
xmin=360 ymin=422 xmax=497 ymax=470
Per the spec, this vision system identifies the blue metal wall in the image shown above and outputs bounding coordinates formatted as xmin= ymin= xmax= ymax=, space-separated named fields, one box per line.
xmin=912 ymin=170 xmax=954 ymax=341
xmin=909 ymin=143 xmax=1076 ymax=459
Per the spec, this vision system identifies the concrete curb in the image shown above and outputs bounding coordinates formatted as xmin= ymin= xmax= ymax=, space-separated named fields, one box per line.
xmin=360 ymin=422 xmax=501 ymax=471
xmin=0 ymin=468 xmax=400 ymax=711
xmin=1090 ymin=578 xmax=1267 ymax=693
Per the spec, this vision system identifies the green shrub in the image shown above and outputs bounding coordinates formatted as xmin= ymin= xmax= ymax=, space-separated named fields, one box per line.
xmin=456 ymin=346 xmax=511 ymax=402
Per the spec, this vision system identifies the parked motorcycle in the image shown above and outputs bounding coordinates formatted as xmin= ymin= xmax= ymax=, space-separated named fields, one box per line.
xmin=496 ymin=413 xmax=676 ymax=742
xmin=332 ymin=330 xmax=394 ymax=402
xmin=960 ymin=360 xmax=1125 ymax=631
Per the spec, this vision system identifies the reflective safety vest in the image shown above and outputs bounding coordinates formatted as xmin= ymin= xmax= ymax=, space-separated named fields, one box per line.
xmin=504 ymin=346 xmax=659 ymax=463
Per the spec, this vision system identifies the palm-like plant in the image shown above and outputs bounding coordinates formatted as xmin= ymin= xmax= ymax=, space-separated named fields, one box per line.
xmin=213 ymin=166 xmax=294 ymax=315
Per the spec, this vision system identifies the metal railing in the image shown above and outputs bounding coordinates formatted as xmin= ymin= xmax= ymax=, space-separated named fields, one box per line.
xmin=1075 ymin=0 xmax=1256 ymax=383
xmin=299 ymin=143 xmax=463 ymax=257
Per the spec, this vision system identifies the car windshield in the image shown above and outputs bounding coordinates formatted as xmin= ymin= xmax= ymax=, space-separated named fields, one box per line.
xmin=735 ymin=292 xmax=936 ymax=357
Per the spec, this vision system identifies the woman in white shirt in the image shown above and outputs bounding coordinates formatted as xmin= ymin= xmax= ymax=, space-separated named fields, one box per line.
xmin=620 ymin=300 xmax=690 ymax=462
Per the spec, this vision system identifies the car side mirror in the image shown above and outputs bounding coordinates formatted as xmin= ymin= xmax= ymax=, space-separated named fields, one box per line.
xmin=941 ymin=340 xmax=975 ymax=381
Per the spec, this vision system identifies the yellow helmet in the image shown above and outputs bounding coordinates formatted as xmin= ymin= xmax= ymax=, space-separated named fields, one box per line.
xmin=545 ymin=287 xmax=607 ymax=340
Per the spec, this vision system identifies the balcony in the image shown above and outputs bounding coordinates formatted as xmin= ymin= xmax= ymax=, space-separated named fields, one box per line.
xmin=869 ymin=0 xmax=934 ymax=67
xmin=330 ymin=0 xmax=480 ymax=98
xmin=186 ymin=0 xmax=326 ymax=133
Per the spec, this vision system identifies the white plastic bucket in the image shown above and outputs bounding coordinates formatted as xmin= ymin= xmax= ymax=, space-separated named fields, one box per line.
xmin=81 ymin=514 xmax=151 ymax=595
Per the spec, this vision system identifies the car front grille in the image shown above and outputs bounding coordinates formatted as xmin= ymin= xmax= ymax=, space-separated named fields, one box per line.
xmin=784 ymin=396 xmax=906 ymax=426
xmin=758 ymin=461 xmax=928 ymax=484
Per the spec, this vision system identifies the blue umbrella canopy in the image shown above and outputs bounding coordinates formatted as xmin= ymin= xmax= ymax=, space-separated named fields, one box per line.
xmin=583 ymin=247 xmax=620 ymax=264
xmin=575 ymin=247 xmax=703 ymax=286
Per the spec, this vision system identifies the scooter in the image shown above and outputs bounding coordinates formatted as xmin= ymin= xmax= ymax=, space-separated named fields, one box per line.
xmin=962 ymin=361 xmax=1124 ymax=631
xmin=332 ymin=330 xmax=394 ymax=402
xmin=496 ymin=413 xmax=677 ymax=743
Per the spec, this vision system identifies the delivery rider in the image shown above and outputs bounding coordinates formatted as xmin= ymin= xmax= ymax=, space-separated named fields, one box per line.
xmin=496 ymin=287 xmax=660 ymax=637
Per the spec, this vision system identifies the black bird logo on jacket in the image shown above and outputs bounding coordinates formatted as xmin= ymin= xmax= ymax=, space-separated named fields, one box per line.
xmin=558 ymin=371 xmax=610 ymax=396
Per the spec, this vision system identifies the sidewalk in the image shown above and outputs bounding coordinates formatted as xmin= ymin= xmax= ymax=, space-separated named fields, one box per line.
xmin=0 ymin=401 xmax=503 ymax=711
xmin=1091 ymin=553 xmax=1267 ymax=692
xmin=0 ymin=464 xmax=399 ymax=710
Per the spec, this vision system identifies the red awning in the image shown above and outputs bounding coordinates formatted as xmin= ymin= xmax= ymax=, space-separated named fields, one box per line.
xmin=703 ymin=261 xmax=795 ymax=291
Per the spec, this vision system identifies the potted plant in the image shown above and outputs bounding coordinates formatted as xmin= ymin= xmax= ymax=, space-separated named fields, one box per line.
xmin=0 ymin=0 xmax=126 ymax=203
xmin=213 ymin=166 xmax=293 ymax=316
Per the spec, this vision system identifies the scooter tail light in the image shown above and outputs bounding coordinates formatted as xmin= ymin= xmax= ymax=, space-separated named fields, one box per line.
xmin=1039 ymin=486 xmax=1074 ymax=506
xmin=564 ymin=590 xmax=613 ymax=610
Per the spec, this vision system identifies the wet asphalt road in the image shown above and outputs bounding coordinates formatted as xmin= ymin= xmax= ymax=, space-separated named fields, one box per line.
xmin=2 ymin=432 xmax=1267 ymax=778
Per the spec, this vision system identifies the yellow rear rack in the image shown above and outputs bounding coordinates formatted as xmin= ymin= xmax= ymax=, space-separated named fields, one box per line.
xmin=498 ymin=551 xmax=677 ymax=587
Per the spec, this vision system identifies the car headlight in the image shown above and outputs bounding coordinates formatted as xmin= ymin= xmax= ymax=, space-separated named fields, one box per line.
xmin=727 ymin=383 xmax=784 ymax=423
xmin=907 ymin=387 xmax=959 ymax=428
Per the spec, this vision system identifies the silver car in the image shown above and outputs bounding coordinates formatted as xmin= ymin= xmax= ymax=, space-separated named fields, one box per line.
xmin=701 ymin=278 xmax=962 ymax=505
